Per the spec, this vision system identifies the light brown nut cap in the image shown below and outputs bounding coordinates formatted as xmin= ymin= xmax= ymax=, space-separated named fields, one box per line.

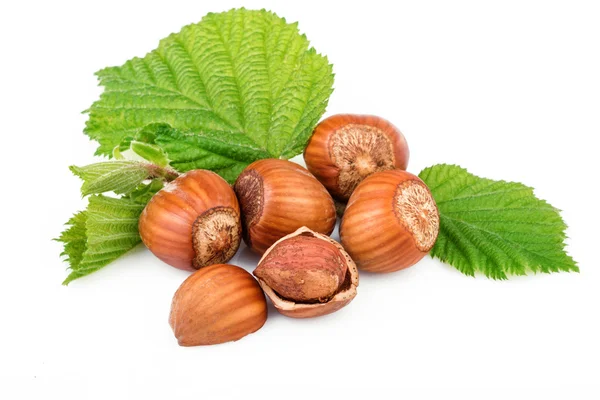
xmin=254 ymin=227 xmax=359 ymax=318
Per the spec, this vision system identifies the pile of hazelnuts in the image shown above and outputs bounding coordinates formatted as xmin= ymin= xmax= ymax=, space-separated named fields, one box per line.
xmin=138 ymin=114 xmax=441 ymax=346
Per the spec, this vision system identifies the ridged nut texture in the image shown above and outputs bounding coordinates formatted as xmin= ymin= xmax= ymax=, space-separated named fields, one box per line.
xmin=234 ymin=159 xmax=336 ymax=254
xmin=340 ymin=170 xmax=440 ymax=273
xmin=304 ymin=114 xmax=410 ymax=201
xmin=169 ymin=264 xmax=268 ymax=346
xmin=254 ymin=227 xmax=359 ymax=318
xmin=139 ymin=170 xmax=241 ymax=271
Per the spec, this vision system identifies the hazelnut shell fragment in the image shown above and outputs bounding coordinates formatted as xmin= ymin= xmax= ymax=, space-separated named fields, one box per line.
xmin=254 ymin=226 xmax=359 ymax=318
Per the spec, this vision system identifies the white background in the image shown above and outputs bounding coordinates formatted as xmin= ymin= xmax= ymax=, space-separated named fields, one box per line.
xmin=1 ymin=1 xmax=599 ymax=399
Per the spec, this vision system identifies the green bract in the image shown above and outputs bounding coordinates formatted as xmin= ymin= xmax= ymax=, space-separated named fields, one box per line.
xmin=419 ymin=164 xmax=578 ymax=279
xmin=58 ymin=161 xmax=170 ymax=284
xmin=70 ymin=161 xmax=174 ymax=197
xmin=85 ymin=8 xmax=334 ymax=182
xmin=57 ymin=195 xmax=147 ymax=285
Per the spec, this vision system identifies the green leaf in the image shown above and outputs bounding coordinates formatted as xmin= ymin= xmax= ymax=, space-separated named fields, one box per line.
xmin=70 ymin=161 xmax=154 ymax=196
xmin=153 ymin=124 xmax=270 ymax=183
xmin=57 ymin=195 xmax=147 ymax=285
xmin=419 ymin=164 xmax=578 ymax=279
xmin=84 ymin=8 xmax=334 ymax=182
xmin=135 ymin=122 xmax=164 ymax=144
xmin=113 ymin=123 xmax=170 ymax=166
xmin=56 ymin=211 xmax=88 ymax=273
xmin=130 ymin=141 xmax=169 ymax=167
xmin=126 ymin=179 xmax=164 ymax=204
xmin=70 ymin=160 xmax=177 ymax=197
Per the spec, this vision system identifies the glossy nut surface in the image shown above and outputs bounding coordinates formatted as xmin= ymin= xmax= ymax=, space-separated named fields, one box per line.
xmin=304 ymin=114 xmax=409 ymax=201
xmin=340 ymin=170 xmax=439 ymax=273
xmin=254 ymin=227 xmax=359 ymax=318
xmin=254 ymin=234 xmax=347 ymax=303
xmin=139 ymin=170 xmax=241 ymax=271
xmin=234 ymin=159 xmax=336 ymax=254
xmin=169 ymin=264 xmax=268 ymax=346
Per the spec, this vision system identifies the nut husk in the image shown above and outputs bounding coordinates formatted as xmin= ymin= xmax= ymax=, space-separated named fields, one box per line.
xmin=254 ymin=227 xmax=359 ymax=318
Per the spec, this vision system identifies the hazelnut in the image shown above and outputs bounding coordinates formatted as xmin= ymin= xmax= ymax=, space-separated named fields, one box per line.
xmin=234 ymin=159 xmax=336 ymax=254
xmin=304 ymin=114 xmax=409 ymax=202
xmin=139 ymin=170 xmax=241 ymax=270
xmin=169 ymin=264 xmax=268 ymax=346
xmin=254 ymin=227 xmax=358 ymax=318
xmin=340 ymin=170 xmax=439 ymax=273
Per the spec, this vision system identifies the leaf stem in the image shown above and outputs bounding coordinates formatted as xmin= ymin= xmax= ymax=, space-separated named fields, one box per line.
xmin=145 ymin=163 xmax=180 ymax=182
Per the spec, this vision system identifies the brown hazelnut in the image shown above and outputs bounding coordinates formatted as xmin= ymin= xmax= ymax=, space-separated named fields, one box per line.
xmin=139 ymin=170 xmax=241 ymax=270
xmin=304 ymin=114 xmax=410 ymax=202
xmin=234 ymin=159 xmax=336 ymax=254
xmin=169 ymin=264 xmax=268 ymax=346
xmin=254 ymin=227 xmax=358 ymax=318
xmin=340 ymin=170 xmax=439 ymax=273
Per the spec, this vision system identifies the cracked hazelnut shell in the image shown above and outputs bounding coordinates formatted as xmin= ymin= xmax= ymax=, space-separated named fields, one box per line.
xmin=234 ymin=159 xmax=336 ymax=255
xmin=254 ymin=227 xmax=359 ymax=318
xmin=304 ymin=114 xmax=409 ymax=202
xmin=169 ymin=264 xmax=267 ymax=346
xmin=340 ymin=170 xmax=439 ymax=273
xmin=139 ymin=170 xmax=241 ymax=271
